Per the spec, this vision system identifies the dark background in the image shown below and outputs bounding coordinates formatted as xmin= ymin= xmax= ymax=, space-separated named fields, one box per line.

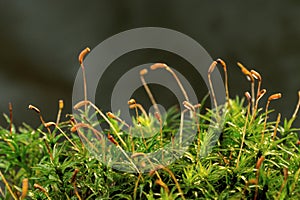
xmin=0 ymin=1 xmax=299 ymax=128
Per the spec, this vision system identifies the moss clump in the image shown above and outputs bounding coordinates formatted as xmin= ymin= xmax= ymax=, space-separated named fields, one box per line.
xmin=1 ymin=57 xmax=300 ymax=199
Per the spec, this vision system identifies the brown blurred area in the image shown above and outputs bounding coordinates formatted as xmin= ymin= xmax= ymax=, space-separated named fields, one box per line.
xmin=0 ymin=1 xmax=299 ymax=127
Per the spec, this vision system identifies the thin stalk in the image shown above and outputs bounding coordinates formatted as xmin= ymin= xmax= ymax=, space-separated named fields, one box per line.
xmin=251 ymin=81 xmax=255 ymax=114
xmin=237 ymin=62 xmax=255 ymax=114
xmin=243 ymin=179 xmax=257 ymax=197
xmin=28 ymin=104 xmax=52 ymax=135
xmin=9 ymin=102 xmax=13 ymax=134
xmin=161 ymin=167 xmax=186 ymax=200
xmin=208 ymin=61 xmax=218 ymax=110
xmin=34 ymin=184 xmax=51 ymax=200
xmin=183 ymin=101 xmax=201 ymax=157
xmin=128 ymin=99 xmax=140 ymax=123
xmin=137 ymin=122 xmax=148 ymax=149
xmin=129 ymin=103 xmax=149 ymax=121
xmin=107 ymin=111 xmax=136 ymax=154
xmin=217 ymin=58 xmax=230 ymax=106
xmin=276 ymin=168 xmax=288 ymax=200
xmin=107 ymin=112 xmax=130 ymax=128
xmin=262 ymin=93 xmax=282 ymax=142
xmin=128 ymin=102 xmax=149 ymax=148
xmin=292 ymin=91 xmax=300 ymax=119
xmin=71 ymin=123 xmax=103 ymax=157
xmin=149 ymin=165 xmax=185 ymax=200
xmin=236 ymin=92 xmax=251 ymax=168
xmin=43 ymin=139 xmax=54 ymax=161
xmin=0 ymin=187 xmax=4 ymax=198
xmin=45 ymin=122 xmax=80 ymax=151
xmin=133 ymin=173 xmax=143 ymax=200
xmin=250 ymin=70 xmax=262 ymax=99
xmin=262 ymin=100 xmax=270 ymax=143
xmin=117 ymin=144 xmax=140 ymax=174
xmin=78 ymin=47 xmax=90 ymax=111
xmin=74 ymin=100 xmax=127 ymax=148
xmin=155 ymin=179 xmax=170 ymax=194
xmin=251 ymin=89 xmax=267 ymax=124
xmin=0 ymin=170 xmax=18 ymax=200
xmin=150 ymin=63 xmax=194 ymax=118
xmin=154 ymin=111 xmax=164 ymax=159
xmin=251 ymin=69 xmax=262 ymax=113
xmin=107 ymin=133 xmax=141 ymax=174
xmin=71 ymin=169 xmax=82 ymax=200
xmin=128 ymin=99 xmax=137 ymax=152
xmin=254 ymin=156 xmax=265 ymax=200
xmin=150 ymin=63 xmax=190 ymax=102
xmin=140 ymin=69 xmax=160 ymax=116
xmin=272 ymin=113 xmax=281 ymax=140
xmin=56 ymin=100 xmax=64 ymax=125
xmin=179 ymin=109 xmax=188 ymax=148
xmin=132 ymin=152 xmax=160 ymax=180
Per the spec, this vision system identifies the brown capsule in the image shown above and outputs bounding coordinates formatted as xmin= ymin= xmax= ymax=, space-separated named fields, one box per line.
xmin=250 ymin=70 xmax=262 ymax=81
xmin=59 ymin=100 xmax=64 ymax=110
xmin=28 ymin=105 xmax=40 ymax=113
xmin=139 ymin=69 xmax=148 ymax=76
xmin=107 ymin=133 xmax=118 ymax=145
xmin=34 ymin=183 xmax=47 ymax=193
xmin=131 ymin=152 xmax=146 ymax=158
xmin=44 ymin=122 xmax=56 ymax=128
xmin=106 ymin=112 xmax=116 ymax=119
xmin=155 ymin=179 xmax=169 ymax=193
xmin=255 ymin=156 xmax=265 ymax=169
xmin=71 ymin=169 xmax=79 ymax=183
xmin=268 ymin=93 xmax=282 ymax=101
xmin=248 ymin=178 xmax=258 ymax=185
xmin=70 ymin=126 xmax=77 ymax=132
xmin=20 ymin=178 xmax=29 ymax=199
xmin=129 ymin=104 xmax=137 ymax=109
xmin=237 ymin=62 xmax=249 ymax=74
xmin=216 ymin=58 xmax=227 ymax=71
xmin=73 ymin=101 xmax=89 ymax=110
xmin=194 ymin=103 xmax=201 ymax=109
xmin=128 ymin=99 xmax=136 ymax=105
xmin=154 ymin=112 xmax=161 ymax=122
xmin=245 ymin=92 xmax=251 ymax=103
xmin=283 ymin=167 xmax=288 ymax=181
xmin=150 ymin=63 xmax=168 ymax=70
xmin=237 ymin=62 xmax=254 ymax=82
xmin=78 ymin=47 xmax=90 ymax=64
xmin=183 ymin=101 xmax=195 ymax=111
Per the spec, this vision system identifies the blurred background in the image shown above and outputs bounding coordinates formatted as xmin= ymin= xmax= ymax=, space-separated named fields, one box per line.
xmin=0 ymin=1 xmax=299 ymax=128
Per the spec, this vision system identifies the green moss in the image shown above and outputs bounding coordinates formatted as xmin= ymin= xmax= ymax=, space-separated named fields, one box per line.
xmin=1 ymin=59 xmax=300 ymax=199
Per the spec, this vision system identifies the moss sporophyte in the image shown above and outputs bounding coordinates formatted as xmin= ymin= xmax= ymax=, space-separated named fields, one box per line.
xmin=0 ymin=48 xmax=299 ymax=199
